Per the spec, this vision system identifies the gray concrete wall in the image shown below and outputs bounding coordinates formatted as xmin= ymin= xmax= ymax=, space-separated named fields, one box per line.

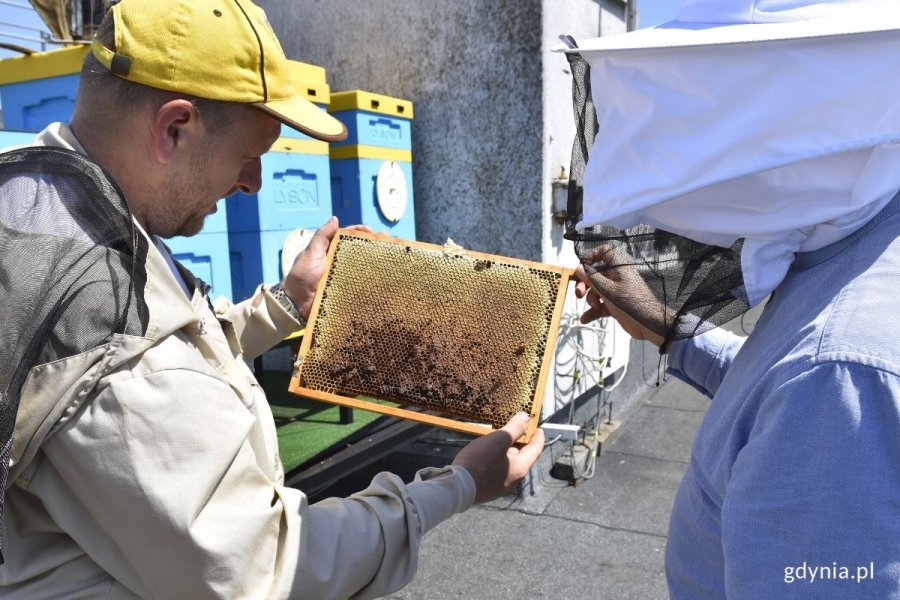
xmin=262 ymin=0 xmax=545 ymax=259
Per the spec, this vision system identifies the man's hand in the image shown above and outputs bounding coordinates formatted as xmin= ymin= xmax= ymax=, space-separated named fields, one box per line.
xmin=573 ymin=245 xmax=668 ymax=347
xmin=574 ymin=264 xmax=667 ymax=346
xmin=452 ymin=412 xmax=545 ymax=504
xmin=280 ymin=217 xmax=371 ymax=319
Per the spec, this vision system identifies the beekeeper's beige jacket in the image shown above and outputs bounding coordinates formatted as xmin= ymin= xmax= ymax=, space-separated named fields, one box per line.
xmin=0 ymin=123 xmax=474 ymax=600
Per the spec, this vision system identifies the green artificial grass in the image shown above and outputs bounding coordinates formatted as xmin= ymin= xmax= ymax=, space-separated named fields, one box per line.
xmin=261 ymin=370 xmax=386 ymax=473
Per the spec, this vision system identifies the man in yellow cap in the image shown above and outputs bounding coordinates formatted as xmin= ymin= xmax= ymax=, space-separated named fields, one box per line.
xmin=0 ymin=0 xmax=544 ymax=598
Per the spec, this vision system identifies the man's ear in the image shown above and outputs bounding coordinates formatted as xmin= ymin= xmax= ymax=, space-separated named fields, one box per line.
xmin=152 ymin=99 xmax=200 ymax=164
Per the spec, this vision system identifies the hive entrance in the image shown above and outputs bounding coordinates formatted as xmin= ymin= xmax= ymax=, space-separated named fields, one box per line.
xmin=288 ymin=230 xmax=574 ymax=441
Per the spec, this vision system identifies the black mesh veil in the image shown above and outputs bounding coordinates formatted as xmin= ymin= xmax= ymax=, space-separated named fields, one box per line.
xmin=0 ymin=147 xmax=149 ymax=563
xmin=563 ymin=51 xmax=750 ymax=343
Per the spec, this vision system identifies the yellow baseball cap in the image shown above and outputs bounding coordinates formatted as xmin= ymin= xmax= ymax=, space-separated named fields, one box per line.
xmin=91 ymin=0 xmax=346 ymax=142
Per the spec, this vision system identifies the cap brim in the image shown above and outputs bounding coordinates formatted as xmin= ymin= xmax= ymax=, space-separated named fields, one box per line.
xmin=560 ymin=10 xmax=900 ymax=53
xmin=254 ymin=95 xmax=347 ymax=142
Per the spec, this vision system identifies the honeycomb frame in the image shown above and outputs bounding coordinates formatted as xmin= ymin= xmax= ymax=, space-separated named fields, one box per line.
xmin=288 ymin=229 xmax=574 ymax=442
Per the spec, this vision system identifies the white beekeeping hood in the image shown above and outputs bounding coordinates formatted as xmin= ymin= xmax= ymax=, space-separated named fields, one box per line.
xmin=559 ymin=0 xmax=900 ymax=307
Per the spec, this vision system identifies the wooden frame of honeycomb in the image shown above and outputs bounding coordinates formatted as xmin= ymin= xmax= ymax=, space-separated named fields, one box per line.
xmin=288 ymin=229 xmax=574 ymax=442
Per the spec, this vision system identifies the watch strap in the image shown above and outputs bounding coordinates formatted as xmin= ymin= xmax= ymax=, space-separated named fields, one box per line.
xmin=269 ymin=283 xmax=306 ymax=325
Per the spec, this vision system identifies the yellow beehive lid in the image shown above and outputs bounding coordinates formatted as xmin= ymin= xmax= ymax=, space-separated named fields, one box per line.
xmin=0 ymin=45 xmax=90 ymax=85
xmin=329 ymin=90 xmax=413 ymax=119
xmin=286 ymin=60 xmax=330 ymax=105
xmin=287 ymin=60 xmax=326 ymax=84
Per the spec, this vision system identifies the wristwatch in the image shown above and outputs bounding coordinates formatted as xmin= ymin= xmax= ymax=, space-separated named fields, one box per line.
xmin=269 ymin=283 xmax=306 ymax=325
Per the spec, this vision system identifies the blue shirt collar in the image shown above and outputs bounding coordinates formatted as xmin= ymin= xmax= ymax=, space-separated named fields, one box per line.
xmin=794 ymin=189 xmax=900 ymax=269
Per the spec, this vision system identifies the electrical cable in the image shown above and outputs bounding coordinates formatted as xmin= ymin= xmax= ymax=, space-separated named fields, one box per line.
xmin=554 ymin=298 xmax=612 ymax=406
xmin=601 ymin=359 xmax=628 ymax=392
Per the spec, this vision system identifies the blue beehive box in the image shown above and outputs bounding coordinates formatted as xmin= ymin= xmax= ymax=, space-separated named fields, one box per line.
xmin=0 ymin=130 xmax=37 ymax=150
xmin=167 ymin=208 xmax=234 ymax=301
xmin=0 ymin=46 xmax=88 ymax=130
xmin=226 ymin=150 xmax=333 ymax=301
xmin=226 ymin=152 xmax=332 ymax=232
xmin=226 ymin=60 xmax=334 ymax=302
xmin=328 ymin=90 xmax=416 ymax=240
xmin=228 ymin=229 xmax=299 ymax=301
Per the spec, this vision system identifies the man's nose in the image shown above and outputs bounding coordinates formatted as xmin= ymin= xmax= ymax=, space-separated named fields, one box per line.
xmin=235 ymin=158 xmax=263 ymax=194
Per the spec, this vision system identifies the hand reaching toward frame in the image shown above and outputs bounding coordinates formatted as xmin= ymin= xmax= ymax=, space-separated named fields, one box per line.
xmin=452 ymin=412 xmax=545 ymax=504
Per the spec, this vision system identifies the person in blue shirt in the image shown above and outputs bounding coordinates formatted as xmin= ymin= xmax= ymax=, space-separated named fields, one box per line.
xmin=562 ymin=0 xmax=900 ymax=597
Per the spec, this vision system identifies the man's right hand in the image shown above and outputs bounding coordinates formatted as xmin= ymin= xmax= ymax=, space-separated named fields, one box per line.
xmin=573 ymin=245 xmax=668 ymax=348
xmin=452 ymin=413 xmax=544 ymax=504
xmin=573 ymin=264 xmax=667 ymax=347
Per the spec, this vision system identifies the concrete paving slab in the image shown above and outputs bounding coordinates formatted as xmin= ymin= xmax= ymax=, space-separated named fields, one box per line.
xmin=385 ymin=508 xmax=669 ymax=600
xmin=645 ymin=378 xmax=711 ymax=412
xmin=608 ymin=403 xmax=704 ymax=464
xmin=544 ymin=450 xmax=687 ymax=538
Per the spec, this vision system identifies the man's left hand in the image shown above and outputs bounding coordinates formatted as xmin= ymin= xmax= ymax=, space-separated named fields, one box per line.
xmin=280 ymin=217 xmax=371 ymax=319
